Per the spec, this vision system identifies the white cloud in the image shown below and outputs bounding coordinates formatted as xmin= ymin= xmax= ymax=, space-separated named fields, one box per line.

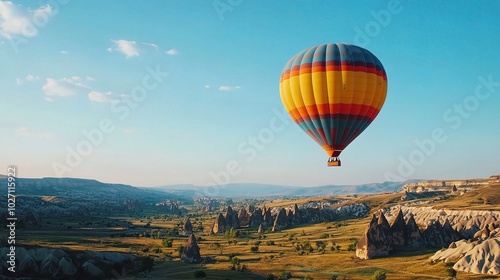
xmin=88 ymin=90 xmax=117 ymax=103
xmin=85 ymin=76 xmax=96 ymax=81
xmin=110 ymin=39 xmax=139 ymax=58
xmin=219 ymin=85 xmax=241 ymax=91
xmin=60 ymin=50 xmax=68 ymax=54
xmin=165 ymin=48 xmax=178 ymax=55
xmin=15 ymin=127 xmax=54 ymax=139
xmin=108 ymin=39 xmax=160 ymax=58
xmin=16 ymin=74 xmax=40 ymax=85
xmin=42 ymin=76 xmax=89 ymax=97
xmin=204 ymin=85 xmax=210 ymax=89
xmin=0 ymin=1 xmax=55 ymax=40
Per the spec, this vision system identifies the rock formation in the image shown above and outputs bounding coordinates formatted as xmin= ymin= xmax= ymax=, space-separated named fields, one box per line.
xmin=212 ymin=213 xmax=226 ymax=234
xmin=238 ymin=206 xmax=251 ymax=227
xmin=290 ymin=204 xmax=302 ymax=225
xmin=257 ymin=223 xmax=263 ymax=234
xmin=248 ymin=207 xmax=263 ymax=227
xmin=272 ymin=208 xmax=288 ymax=232
xmin=0 ymin=247 xmax=135 ymax=279
xmin=390 ymin=208 xmax=407 ymax=245
xmin=181 ymin=234 xmax=202 ymax=264
xmin=356 ymin=214 xmax=392 ymax=259
xmin=212 ymin=202 xmax=370 ymax=233
xmin=211 ymin=206 xmax=240 ymax=234
xmin=431 ymin=237 xmax=500 ymax=274
xmin=262 ymin=206 xmax=272 ymax=225
xmin=404 ymin=214 xmax=421 ymax=246
xmin=356 ymin=210 xmax=462 ymax=259
xmin=224 ymin=206 xmax=240 ymax=230
xmin=182 ymin=218 xmax=193 ymax=236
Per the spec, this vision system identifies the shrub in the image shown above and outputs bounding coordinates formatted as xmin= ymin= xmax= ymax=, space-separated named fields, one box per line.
xmin=266 ymin=273 xmax=276 ymax=280
xmin=162 ymin=238 xmax=173 ymax=248
xmin=371 ymin=270 xmax=386 ymax=280
xmin=347 ymin=239 xmax=358 ymax=251
xmin=278 ymin=271 xmax=292 ymax=280
xmin=250 ymin=245 xmax=259 ymax=253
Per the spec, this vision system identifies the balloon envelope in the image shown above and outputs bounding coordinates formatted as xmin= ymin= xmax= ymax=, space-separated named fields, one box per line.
xmin=279 ymin=43 xmax=387 ymax=159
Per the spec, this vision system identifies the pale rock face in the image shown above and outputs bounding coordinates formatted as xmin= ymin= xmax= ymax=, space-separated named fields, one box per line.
xmin=356 ymin=214 xmax=392 ymax=259
xmin=212 ymin=213 xmax=226 ymax=234
xmin=83 ymin=261 xmax=104 ymax=278
xmin=257 ymin=223 xmax=263 ymax=234
xmin=431 ymin=238 xmax=500 ymax=275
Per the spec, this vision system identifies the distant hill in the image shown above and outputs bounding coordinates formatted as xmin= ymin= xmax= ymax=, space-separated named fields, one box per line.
xmin=0 ymin=176 xmax=423 ymax=200
xmin=151 ymin=180 xmax=422 ymax=198
xmin=0 ymin=177 xmax=169 ymax=202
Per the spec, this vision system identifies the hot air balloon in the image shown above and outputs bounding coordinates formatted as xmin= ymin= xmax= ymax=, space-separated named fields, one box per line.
xmin=279 ymin=43 xmax=387 ymax=166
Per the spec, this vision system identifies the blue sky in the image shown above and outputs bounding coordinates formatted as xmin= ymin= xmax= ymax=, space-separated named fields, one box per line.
xmin=1 ymin=0 xmax=499 ymax=187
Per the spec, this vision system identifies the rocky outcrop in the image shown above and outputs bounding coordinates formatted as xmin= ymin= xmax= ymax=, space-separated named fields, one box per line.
xmin=356 ymin=210 xmax=462 ymax=259
xmin=0 ymin=247 xmax=135 ymax=279
xmin=386 ymin=206 xmax=500 ymax=240
xmin=272 ymin=208 xmax=288 ymax=232
xmin=356 ymin=214 xmax=392 ymax=259
xmin=181 ymin=234 xmax=201 ymax=264
xmin=290 ymin=204 xmax=301 ymax=225
xmin=224 ymin=206 xmax=240 ymax=230
xmin=402 ymin=176 xmax=491 ymax=193
xmin=431 ymin=238 xmax=500 ymax=274
xmin=212 ymin=213 xmax=226 ymax=234
xmin=262 ymin=206 xmax=272 ymax=225
xmin=212 ymin=202 xmax=370 ymax=233
xmin=390 ymin=209 xmax=407 ymax=245
xmin=211 ymin=206 xmax=240 ymax=233
xmin=248 ymin=207 xmax=263 ymax=227
xmin=257 ymin=223 xmax=263 ymax=234
xmin=405 ymin=214 xmax=421 ymax=246
xmin=182 ymin=218 xmax=193 ymax=236
xmin=238 ymin=207 xmax=251 ymax=227
xmin=83 ymin=260 xmax=104 ymax=278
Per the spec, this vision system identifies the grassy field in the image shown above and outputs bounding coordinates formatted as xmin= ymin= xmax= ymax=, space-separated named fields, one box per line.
xmin=13 ymin=187 xmax=500 ymax=279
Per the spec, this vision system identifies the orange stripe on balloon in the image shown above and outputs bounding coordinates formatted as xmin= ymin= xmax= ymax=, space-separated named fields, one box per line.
xmin=288 ymin=104 xmax=379 ymax=122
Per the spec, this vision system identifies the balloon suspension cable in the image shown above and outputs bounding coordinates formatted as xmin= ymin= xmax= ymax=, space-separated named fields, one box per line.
xmin=327 ymin=157 xmax=341 ymax=167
